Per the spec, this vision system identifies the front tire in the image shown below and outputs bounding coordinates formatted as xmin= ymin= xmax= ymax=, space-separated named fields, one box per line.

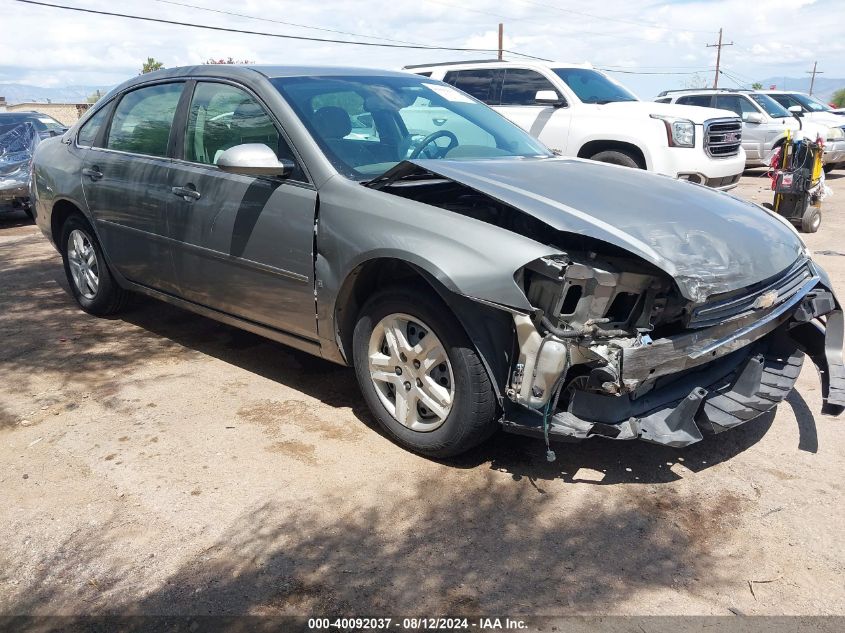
xmin=589 ymin=149 xmax=641 ymax=169
xmin=60 ymin=215 xmax=129 ymax=315
xmin=352 ymin=286 xmax=497 ymax=458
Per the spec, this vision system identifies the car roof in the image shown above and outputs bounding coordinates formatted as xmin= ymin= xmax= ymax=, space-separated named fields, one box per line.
xmin=403 ymin=60 xmax=592 ymax=71
xmin=105 ymin=64 xmax=425 ymax=97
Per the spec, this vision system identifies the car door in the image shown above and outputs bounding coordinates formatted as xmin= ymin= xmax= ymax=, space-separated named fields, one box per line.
xmin=165 ymin=80 xmax=318 ymax=340
xmin=495 ymin=68 xmax=572 ymax=152
xmin=714 ymin=94 xmax=779 ymax=162
xmin=80 ymin=81 xmax=184 ymax=294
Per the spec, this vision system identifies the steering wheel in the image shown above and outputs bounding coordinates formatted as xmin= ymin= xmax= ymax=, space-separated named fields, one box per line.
xmin=408 ymin=130 xmax=459 ymax=159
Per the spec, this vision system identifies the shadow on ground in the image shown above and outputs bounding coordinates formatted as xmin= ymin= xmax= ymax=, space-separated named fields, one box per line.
xmin=0 ymin=470 xmax=741 ymax=616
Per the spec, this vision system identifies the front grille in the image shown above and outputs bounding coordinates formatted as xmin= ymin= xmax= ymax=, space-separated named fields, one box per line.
xmin=705 ymin=118 xmax=742 ymax=158
xmin=688 ymin=260 xmax=814 ymax=328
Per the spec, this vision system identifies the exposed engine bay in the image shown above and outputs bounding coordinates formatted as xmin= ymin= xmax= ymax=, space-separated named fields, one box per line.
xmin=508 ymin=252 xmax=844 ymax=448
xmin=369 ymin=159 xmax=845 ymax=450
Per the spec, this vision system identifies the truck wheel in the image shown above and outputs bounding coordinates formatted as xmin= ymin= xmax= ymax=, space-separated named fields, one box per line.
xmin=352 ymin=286 xmax=497 ymax=458
xmin=822 ymin=164 xmax=833 ymax=174
xmin=60 ymin=215 xmax=129 ymax=315
xmin=800 ymin=206 xmax=821 ymax=233
xmin=589 ymin=149 xmax=641 ymax=169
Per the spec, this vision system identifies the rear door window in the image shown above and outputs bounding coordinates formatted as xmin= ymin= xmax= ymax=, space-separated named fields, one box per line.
xmin=677 ymin=95 xmax=714 ymax=107
xmin=443 ymin=69 xmax=502 ymax=104
xmin=106 ymin=82 xmax=184 ymax=157
xmin=714 ymin=95 xmax=758 ymax=117
xmin=500 ymin=69 xmax=560 ymax=106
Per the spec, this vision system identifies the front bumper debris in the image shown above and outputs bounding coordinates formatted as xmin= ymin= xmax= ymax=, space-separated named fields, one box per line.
xmin=502 ymin=288 xmax=845 ymax=448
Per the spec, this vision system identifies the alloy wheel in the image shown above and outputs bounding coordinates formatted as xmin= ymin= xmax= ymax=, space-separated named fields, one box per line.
xmin=367 ymin=313 xmax=455 ymax=432
xmin=67 ymin=229 xmax=99 ymax=300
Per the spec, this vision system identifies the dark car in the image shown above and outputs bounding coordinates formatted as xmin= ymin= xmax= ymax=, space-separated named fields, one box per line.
xmin=1 ymin=112 xmax=67 ymax=214
xmin=0 ymin=111 xmax=67 ymax=137
xmin=30 ymin=65 xmax=844 ymax=458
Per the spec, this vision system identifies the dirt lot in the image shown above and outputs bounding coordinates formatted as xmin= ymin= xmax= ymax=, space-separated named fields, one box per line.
xmin=1 ymin=169 xmax=843 ymax=618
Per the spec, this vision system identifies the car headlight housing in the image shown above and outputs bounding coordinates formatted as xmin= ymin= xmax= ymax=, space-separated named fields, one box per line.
xmin=826 ymin=126 xmax=845 ymax=142
xmin=651 ymin=114 xmax=695 ymax=147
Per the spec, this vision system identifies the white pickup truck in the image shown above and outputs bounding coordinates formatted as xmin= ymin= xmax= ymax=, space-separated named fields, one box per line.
xmin=406 ymin=61 xmax=747 ymax=190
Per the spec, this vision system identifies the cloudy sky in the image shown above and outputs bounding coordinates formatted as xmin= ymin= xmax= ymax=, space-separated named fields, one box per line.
xmin=2 ymin=0 xmax=843 ymax=98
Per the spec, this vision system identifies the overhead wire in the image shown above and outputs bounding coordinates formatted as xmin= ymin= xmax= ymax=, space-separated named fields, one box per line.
xmin=12 ymin=0 xmax=552 ymax=60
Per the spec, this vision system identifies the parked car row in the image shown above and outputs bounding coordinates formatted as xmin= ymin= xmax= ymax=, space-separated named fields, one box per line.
xmin=29 ymin=64 xmax=845 ymax=458
xmin=656 ymin=88 xmax=845 ymax=172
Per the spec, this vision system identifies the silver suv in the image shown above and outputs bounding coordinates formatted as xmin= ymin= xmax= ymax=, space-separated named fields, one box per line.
xmin=656 ymin=89 xmax=839 ymax=168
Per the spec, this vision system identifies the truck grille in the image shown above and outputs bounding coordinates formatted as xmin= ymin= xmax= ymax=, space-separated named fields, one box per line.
xmin=688 ymin=260 xmax=814 ymax=328
xmin=705 ymin=119 xmax=742 ymax=158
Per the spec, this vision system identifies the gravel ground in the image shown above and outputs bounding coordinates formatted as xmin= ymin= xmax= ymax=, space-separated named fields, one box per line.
xmin=0 ymin=169 xmax=843 ymax=617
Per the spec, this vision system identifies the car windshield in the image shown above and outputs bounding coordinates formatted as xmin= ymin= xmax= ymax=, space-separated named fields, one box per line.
xmin=789 ymin=93 xmax=832 ymax=113
xmin=551 ymin=68 xmax=638 ymax=104
xmin=749 ymin=93 xmax=791 ymax=118
xmin=270 ymin=74 xmax=551 ymax=180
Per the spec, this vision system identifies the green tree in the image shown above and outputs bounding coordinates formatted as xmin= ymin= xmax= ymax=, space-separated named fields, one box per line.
xmin=751 ymin=82 xmax=763 ymax=90
xmin=832 ymin=88 xmax=845 ymax=108
xmin=86 ymin=89 xmax=102 ymax=104
xmin=141 ymin=57 xmax=164 ymax=74
xmin=205 ymin=57 xmax=254 ymax=64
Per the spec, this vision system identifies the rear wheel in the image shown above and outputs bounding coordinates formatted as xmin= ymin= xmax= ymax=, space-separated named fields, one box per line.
xmin=60 ymin=215 xmax=129 ymax=315
xmin=823 ymin=164 xmax=833 ymax=174
xmin=589 ymin=149 xmax=641 ymax=169
xmin=352 ymin=287 xmax=497 ymax=457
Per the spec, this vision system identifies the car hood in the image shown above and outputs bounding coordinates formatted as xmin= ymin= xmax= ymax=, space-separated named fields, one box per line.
xmin=599 ymin=100 xmax=737 ymax=124
xmin=403 ymin=157 xmax=804 ymax=303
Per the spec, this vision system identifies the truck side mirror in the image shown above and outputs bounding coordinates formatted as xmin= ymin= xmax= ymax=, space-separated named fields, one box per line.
xmin=534 ymin=90 xmax=566 ymax=107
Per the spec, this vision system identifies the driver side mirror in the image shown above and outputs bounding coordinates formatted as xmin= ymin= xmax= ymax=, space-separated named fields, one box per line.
xmin=743 ymin=112 xmax=764 ymax=124
xmin=535 ymin=90 xmax=566 ymax=107
xmin=216 ymin=143 xmax=294 ymax=178
xmin=788 ymin=105 xmax=804 ymax=117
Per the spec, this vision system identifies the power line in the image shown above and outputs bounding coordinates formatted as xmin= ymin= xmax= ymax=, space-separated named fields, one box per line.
xmin=600 ymin=68 xmax=714 ymax=75
xmin=149 ymin=0 xmax=426 ymax=47
xmin=13 ymin=0 xmax=551 ymax=60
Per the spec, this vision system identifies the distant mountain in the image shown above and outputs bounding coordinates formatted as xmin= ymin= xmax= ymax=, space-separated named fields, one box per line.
xmin=0 ymin=83 xmax=113 ymax=105
xmin=756 ymin=76 xmax=845 ymax=103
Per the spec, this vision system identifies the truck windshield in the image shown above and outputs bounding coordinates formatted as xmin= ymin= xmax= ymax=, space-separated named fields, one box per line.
xmin=552 ymin=68 xmax=638 ymax=104
xmin=271 ymin=75 xmax=552 ymax=180
xmin=749 ymin=93 xmax=791 ymax=118
xmin=790 ymin=93 xmax=833 ymax=113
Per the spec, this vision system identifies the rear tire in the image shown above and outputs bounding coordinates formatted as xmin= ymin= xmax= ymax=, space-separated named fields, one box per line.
xmin=823 ymin=164 xmax=833 ymax=174
xmin=589 ymin=149 xmax=641 ymax=169
xmin=60 ymin=215 xmax=129 ymax=315
xmin=352 ymin=286 xmax=497 ymax=458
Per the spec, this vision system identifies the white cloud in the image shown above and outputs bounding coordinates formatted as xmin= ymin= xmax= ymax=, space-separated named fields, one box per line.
xmin=1 ymin=0 xmax=842 ymax=99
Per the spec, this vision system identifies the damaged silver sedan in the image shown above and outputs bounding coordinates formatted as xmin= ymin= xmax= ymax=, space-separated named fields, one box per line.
xmin=31 ymin=65 xmax=844 ymax=457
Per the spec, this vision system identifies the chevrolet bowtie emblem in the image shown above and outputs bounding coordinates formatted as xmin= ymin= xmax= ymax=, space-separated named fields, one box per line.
xmin=752 ymin=290 xmax=779 ymax=310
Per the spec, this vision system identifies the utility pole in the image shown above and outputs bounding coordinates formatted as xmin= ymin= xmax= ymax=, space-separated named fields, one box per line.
xmin=706 ymin=28 xmax=733 ymax=89
xmin=497 ymin=23 xmax=503 ymax=60
xmin=806 ymin=61 xmax=823 ymax=95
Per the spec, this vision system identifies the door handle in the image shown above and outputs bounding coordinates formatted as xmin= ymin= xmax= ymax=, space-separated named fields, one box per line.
xmin=171 ymin=185 xmax=201 ymax=201
xmin=82 ymin=167 xmax=103 ymax=181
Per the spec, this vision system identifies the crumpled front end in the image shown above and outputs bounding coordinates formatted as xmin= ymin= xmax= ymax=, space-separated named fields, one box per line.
xmin=502 ymin=255 xmax=844 ymax=448
xmin=0 ymin=122 xmax=39 ymax=203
